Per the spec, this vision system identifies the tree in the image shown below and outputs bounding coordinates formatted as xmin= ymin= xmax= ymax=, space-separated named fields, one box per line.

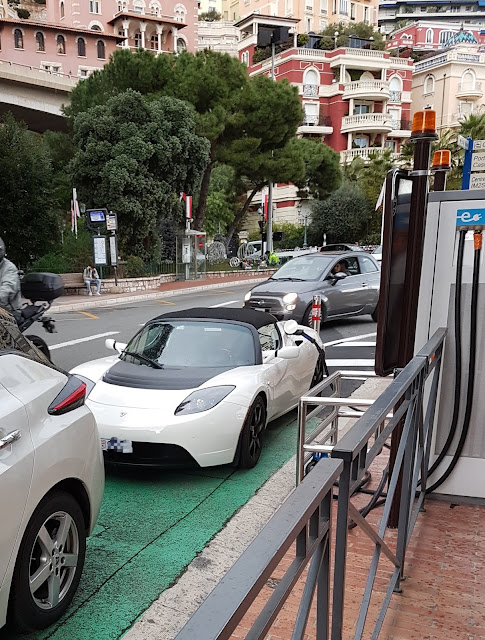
xmin=0 ymin=114 xmax=57 ymax=266
xmin=318 ymin=22 xmax=386 ymax=51
xmin=307 ymin=181 xmax=370 ymax=245
xmin=291 ymin=138 xmax=342 ymax=200
xmin=203 ymin=164 xmax=238 ymax=236
xmin=70 ymin=90 xmax=209 ymax=260
xmin=199 ymin=9 xmax=221 ymax=20
xmin=459 ymin=112 xmax=485 ymax=140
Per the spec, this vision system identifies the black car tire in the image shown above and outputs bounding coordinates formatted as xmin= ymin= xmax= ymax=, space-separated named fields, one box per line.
xmin=8 ymin=491 xmax=86 ymax=632
xmin=25 ymin=334 xmax=51 ymax=360
xmin=310 ymin=352 xmax=325 ymax=389
xmin=303 ymin=302 xmax=326 ymax=328
xmin=237 ymin=396 xmax=267 ymax=469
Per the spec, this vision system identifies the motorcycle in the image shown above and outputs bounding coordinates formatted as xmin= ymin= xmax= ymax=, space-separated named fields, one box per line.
xmin=17 ymin=272 xmax=64 ymax=360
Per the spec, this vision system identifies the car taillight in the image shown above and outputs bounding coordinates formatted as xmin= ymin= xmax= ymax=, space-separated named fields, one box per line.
xmin=48 ymin=376 xmax=87 ymax=415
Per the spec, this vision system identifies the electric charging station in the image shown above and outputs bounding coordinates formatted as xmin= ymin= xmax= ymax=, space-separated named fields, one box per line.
xmin=415 ymin=190 xmax=485 ymax=499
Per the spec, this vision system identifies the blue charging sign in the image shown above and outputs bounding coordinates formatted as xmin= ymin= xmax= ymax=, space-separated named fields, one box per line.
xmin=456 ymin=209 xmax=485 ymax=227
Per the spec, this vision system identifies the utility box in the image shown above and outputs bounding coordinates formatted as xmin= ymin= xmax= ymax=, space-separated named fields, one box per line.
xmin=176 ymin=230 xmax=206 ymax=281
xmin=416 ymin=190 xmax=485 ymax=499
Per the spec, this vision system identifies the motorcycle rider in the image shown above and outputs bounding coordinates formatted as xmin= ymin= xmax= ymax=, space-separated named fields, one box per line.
xmin=0 ymin=237 xmax=22 ymax=316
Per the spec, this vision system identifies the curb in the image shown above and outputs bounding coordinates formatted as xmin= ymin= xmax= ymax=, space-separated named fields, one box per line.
xmin=49 ymin=277 xmax=268 ymax=314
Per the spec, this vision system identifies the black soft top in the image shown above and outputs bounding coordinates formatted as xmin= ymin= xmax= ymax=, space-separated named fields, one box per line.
xmin=153 ymin=307 xmax=278 ymax=329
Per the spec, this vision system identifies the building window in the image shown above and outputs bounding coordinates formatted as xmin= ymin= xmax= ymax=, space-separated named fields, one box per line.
xmin=133 ymin=0 xmax=145 ymax=14
xmin=385 ymin=139 xmax=396 ymax=151
xmin=90 ymin=0 xmax=101 ymax=13
xmin=56 ymin=34 xmax=66 ymax=54
xmin=150 ymin=1 xmax=161 ymax=15
xmin=134 ymin=31 xmax=142 ymax=47
xmin=14 ymin=28 xmax=24 ymax=49
xmin=462 ymin=69 xmax=476 ymax=89
xmin=150 ymin=34 xmax=158 ymax=49
xmin=174 ymin=4 xmax=186 ymax=22
xmin=354 ymin=104 xmax=370 ymax=114
xmin=425 ymin=28 xmax=433 ymax=44
xmin=36 ymin=31 xmax=45 ymax=51
xmin=90 ymin=24 xmax=102 ymax=30
xmin=332 ymin=0 xmax=336 ymax=13
xmin=77 ymin=36 xmax=86 ymax=56
xmin=41 ymin=63 xmax=61 ymax=74
xmin=339 ymin=0 xmax=348 ymax=14
xmin=353 ymin=135 xmax=369 ymax=148
xmin=241 ymin=50 xmax=249 ymax=65
xmin=439 ymin=30 xmax=455 ymax=45
xmin=176 ymin=37 xmax=186 ymax=53
xmin=424 ymin=74 xmax=435 ymax=95
xmin=60 ymin=1 xmax=65 ymax=17
xmin=97 ymin=39 xmax=105 ymax=58
xmin=350 ymin=2 xmax=355 ymax=19
xmin=118 ymin=0 xmax=127 ymax=10
xmin=363 ymin=6 xmax=369 ymax=23
xmin=306 ymin=17 xmax=312 ymax=30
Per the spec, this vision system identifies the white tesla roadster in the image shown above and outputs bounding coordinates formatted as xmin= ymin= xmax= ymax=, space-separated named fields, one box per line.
xmin=71 ymin=308 xmax=326 ymax=469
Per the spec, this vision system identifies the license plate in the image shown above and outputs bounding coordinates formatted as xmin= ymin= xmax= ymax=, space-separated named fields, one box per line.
xmin=101 ymin=438 xmax=133 ymax=454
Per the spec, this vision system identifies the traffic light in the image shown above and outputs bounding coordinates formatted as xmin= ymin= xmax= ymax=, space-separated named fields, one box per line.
xmin=258 ymin=221 xmax=265 ymax=232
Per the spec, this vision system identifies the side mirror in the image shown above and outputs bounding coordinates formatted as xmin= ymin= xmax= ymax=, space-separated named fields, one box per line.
xmin=331 ymin=272 xmax=347 ymax=285
xmin=277 ymin=345 xmax=300 ymax=360
xmin=284 ymin=319 xmax=299 ymax=335
xmin=105 ymin=338 xmax=127 ymax=354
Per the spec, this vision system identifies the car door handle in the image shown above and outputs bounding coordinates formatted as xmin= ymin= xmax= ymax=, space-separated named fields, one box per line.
xmin=361 ymin=283 xmax=368 ymax=287
xmin=0 ymin=430 xmax=22 ymax=450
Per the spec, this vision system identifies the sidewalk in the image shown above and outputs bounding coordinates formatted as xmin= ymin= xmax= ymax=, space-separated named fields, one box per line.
xmin=50 ymin=273 xmax=268 ymax=313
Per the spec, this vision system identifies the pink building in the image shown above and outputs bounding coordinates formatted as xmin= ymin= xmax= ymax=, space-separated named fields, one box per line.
xmin=0 ymin=0 xmax=198 ymax=79
xmin=237 ymin=14 xmax=413 ymax=224
xmin=385 ymin=22 xmax=485 ymax=54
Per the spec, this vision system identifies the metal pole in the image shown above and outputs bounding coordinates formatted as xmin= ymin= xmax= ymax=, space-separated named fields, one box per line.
xmin=266 ymin=42 xmax=276 ymax=254
xmin=303 ymin=213 xmax=308 ymax=248
xmin=462 ymin=137 xmax=474 ymax=189
xmin=312 ymin=294 xmax=321 ymax=333
xmin=433 ymin=170 xmax=447 ymax=191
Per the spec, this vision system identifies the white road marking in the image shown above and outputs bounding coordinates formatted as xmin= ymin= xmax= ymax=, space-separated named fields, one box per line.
xmin=334 ymin=341 xmax=376 ymax=348
xmin=325 ymin=359 xmax=375 ymax=367
xmin=50 ymin=331 xmax=120 ymax=351
xmin=210 ymin=300 xmax=238 ymax=308
xmin=324 ymin=332 xmax=377 ymax=347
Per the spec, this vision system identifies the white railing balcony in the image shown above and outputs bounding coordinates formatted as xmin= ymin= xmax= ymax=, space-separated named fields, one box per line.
xmin=303 ymin=83 xmax=319 ymax=97
xmin=388 ymin=89 xmax=402 ymax=103
xmin=340 ymin=147 xmax=400 ymax=163
xmin=341 ymin=113 xmax=393 ymax=133
xmin=342 ymin=80 xmax=389 ymax=100
xmin=298 ymin=115 xmax=333 ymax=134
xmin=457 ymin=81 xmax=483 ymax=99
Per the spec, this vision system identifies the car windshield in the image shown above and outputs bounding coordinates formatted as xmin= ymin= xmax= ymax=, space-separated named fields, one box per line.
xmin=271 ymin=255 xmax=333 ymax=281
xmin=122 ymin=320 xmax=256 ymax=368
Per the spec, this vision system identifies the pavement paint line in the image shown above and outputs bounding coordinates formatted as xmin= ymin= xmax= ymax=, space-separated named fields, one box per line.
xmin=326 ymin=359 xmax=375 ymax=367
xmin=156 ymin=299 xmax=176 ymax=305
xmin=213 ymin=290 xmax=235 ymax=294
xmin=78 ymin=311 xmax=99 ymax=319
xmin=334 ymin=341 xmax=376 ymax=348
xmin=49 ymin=331 xmax=120 ymax=351
xmin=210 ymin=300 xmax=238 ymax=308
xmin=324 ymin=332 xmax=377 ymax=347
xmin=18 ymin=411 xmax=301 ymax=640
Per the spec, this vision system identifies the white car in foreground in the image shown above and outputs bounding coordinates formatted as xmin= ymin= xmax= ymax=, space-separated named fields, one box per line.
xmin=71 ymin=308 xmax=326 ymax=469
xmin=0 ymin=308 xmax=104 ymax=632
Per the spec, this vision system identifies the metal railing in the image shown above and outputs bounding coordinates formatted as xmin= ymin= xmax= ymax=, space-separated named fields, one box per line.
xmin=341 ymin=113 xmax=393 ymax=130
xmin=300 ymin=114 xmax=332 ymax=127
xmin=303 ymin=83 xmax=318 ymax=97
xmin=457 ymin=81 xmax=483 ymax=94
xmin=174 ymin=327 xmax=446 ymax=640
xmin=388 ymin=89 xmax=402 ymax=102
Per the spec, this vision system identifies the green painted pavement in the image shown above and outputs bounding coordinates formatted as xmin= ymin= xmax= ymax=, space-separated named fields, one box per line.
xmin=14 ymin=411 xmax=300 ymax=640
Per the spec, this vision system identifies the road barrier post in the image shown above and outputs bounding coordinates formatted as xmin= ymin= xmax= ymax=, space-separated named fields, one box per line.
xmin=311 ymin=294 xmax=321 ymax=333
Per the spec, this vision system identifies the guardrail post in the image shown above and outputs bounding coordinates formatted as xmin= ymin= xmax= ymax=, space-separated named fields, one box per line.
xmin=331 ymin=457 xmax=351 ymax=640
xmin=312 ymin=294 xmax=321 ymax=332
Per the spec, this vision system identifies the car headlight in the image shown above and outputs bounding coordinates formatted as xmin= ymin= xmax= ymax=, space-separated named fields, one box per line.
xmin=283 ymin=292 xmax=298 ymax=304
xmin=73 ymin=374 xmax=96 ymax=397
xmin=174 ymin=386 xmax=236 ymax=416
xmin=244 ymin=291 xmax=252 ymax=302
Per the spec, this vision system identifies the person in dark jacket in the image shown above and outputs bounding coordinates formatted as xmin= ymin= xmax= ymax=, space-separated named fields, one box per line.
xmin=0 ymin=237 xmax=22 ymax=314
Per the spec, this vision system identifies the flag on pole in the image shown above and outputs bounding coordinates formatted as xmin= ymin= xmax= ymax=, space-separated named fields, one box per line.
xmin=375 ymin=179 xmax=386 ymax=210
xmin=180 ymin=192 xmax=192 ymax=219
xmin=261 ymin=190 xmax=268 ymax=221
xmin=72 ymin=188 xmax=81 ymax=237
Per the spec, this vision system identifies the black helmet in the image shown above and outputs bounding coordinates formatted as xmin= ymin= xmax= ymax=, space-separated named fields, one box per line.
xmin=0 ymin=237 xmax=5 ymax=264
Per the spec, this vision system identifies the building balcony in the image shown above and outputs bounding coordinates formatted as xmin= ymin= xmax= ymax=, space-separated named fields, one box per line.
xmin=457 ymin=81 xmax=483 ymax=100
xmin=341 ymin=113 xmax=393 ymax=133
xmin=389 ymin=118 xmax=412 ymax=137
xmin=298 ymin=115 xmax=333 ymax=135
xmin=340 ymin=147 xmax=400 ymax=163
xmin=388 ymin=89 xmax=402 ymax=103
xmin=342 ymin=80 xmax=390 ymax=101
xmin=302 ymin=83 xmax=319 ymax=97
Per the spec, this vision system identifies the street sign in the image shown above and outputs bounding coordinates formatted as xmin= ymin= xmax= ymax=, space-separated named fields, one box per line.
xmin=473 ymin=139 xmax=485 ymax=151
xmin=470 ymin=173 xmax=485 ymax=190
xmin=93 ymin=235 xmax=107 ymax=265
xmin=109 ymin=235 xmax=118 ymax=265
xmin=458 ymin=135 xmax=470 ymax=150
xmin=456 ymin=208 xmax=485 ymax=226
xmin=471 ymin=152 xmax=485 ymax=172
xmin=106 ymin=212 xmax=118 ymax=231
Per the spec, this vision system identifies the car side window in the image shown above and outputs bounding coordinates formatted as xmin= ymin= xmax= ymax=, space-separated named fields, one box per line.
xmin=345 ymin=257 xmax=360 ymax=275
xmin=258 ymin=324 xmax=281 ymax=352
xmin=359 ymin=255 xmax=379 ymax=273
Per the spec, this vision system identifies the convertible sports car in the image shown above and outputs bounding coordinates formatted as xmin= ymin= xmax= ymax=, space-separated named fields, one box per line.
xmin=71 ymin=308 xmax=326 ymax=469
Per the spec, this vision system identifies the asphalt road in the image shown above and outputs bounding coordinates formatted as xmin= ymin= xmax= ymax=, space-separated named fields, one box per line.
xmin=15 ymin=284 xmax=377 ymax=640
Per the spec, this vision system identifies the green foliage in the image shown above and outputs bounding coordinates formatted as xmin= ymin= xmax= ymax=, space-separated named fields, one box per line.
xmin=290 ymin=138 xmax=342 ymax=200
xmin=459 ymin=113 xmax=485 ymax=140
xmin=16 ymin=7 xmax=30 ymax=18
xmin=42 ymin=131 xmax=76 ymax=212
xmin=30 ymin=227 xmax=93 ymax=273
xmin=125 ymin=255 xmax=145 ymax=277
xmin=307 ymin=182 xmax=371 ymax=245
xmin=70 ymin=90 xmax=210 ymax=261
xmin=204 ymin=164 xmax=237 ymax=236
xmin=272 ymin=223 xmax=305 ymax=250
xmin=318 ymin=22 xmax=386 ymax=50
xmin=199 ymin=9 xmax=221 ymax=20
xmin=297 ymin=34 xmax=310 ymax=46
xmin=361 ymin=232 xmax=381 ymax=246
xmin=0 ymin=114 xmax=57 ymax=267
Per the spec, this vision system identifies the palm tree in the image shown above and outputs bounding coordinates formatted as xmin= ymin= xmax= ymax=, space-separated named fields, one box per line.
xmin=459 ymin=113 xmax=485 ymax=141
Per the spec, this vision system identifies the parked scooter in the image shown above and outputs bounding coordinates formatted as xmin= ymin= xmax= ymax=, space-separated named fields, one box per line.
xmin=17 ymin=272 xmax=64 ymax=359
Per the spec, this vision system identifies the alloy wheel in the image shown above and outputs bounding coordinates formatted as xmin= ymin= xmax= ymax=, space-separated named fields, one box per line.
xmin=248 ymin=402 xmax=265 ymax=460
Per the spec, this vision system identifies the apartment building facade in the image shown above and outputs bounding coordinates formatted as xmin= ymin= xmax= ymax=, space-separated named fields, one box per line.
xmin=237 ymin=13 xmax=413 ymax=224
xmin=412 ymin=42 xmax=485 ymax=132
xmin=385 ymin=20 xmax=485 ymax=53
xmin=379 ymin=0 xmax=485 ymax=35
xmin=198 ymin=19 xmax=240 ymax=54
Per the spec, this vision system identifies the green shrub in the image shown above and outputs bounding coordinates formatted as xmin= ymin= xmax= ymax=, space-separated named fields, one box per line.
xmin=360 ymin=232 xmax=381 ymax=246
xmin=297 ymin=34 xmax=309 ymax=47
xmin=16 ymin=7 xmax=30 ymax=18
xmin=30 ymin=228 xmax=93 ymax=274
xmin=125 ymin=255 xmax=145 ymax=278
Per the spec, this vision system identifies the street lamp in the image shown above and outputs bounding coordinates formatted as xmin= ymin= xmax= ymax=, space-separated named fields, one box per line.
xmin=333 ymin=31 xmax=339 ymax=49
xmin=299 ymin=208 xmax=309 ymax=248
